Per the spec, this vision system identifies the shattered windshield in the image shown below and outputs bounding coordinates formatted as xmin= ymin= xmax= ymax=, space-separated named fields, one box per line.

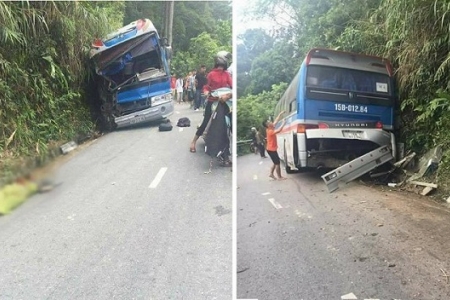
xmin=92 ymin=33 xmax=166 ymax=87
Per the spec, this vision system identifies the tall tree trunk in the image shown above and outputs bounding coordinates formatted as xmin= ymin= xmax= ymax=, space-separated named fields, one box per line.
xmin=167 ymin=1 xmax=174 ymax=46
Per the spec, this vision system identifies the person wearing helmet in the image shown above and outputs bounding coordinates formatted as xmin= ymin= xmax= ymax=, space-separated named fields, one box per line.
xmin=189 ymin=51 xmax=232 ymax=158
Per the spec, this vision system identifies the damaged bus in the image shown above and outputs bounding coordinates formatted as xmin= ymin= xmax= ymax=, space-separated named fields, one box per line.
xmin=90 ymin=18 xmax=173 ymax=130
xmin=275 ymin=48 xmax=397 ymax=175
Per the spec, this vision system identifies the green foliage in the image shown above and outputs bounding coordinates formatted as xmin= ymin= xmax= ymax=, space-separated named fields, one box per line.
xmin=245 ymin=42 xmax=298 ymax=95
xmin=123 ymin=1 xmax=231 ymax=53
xmin=237 ymin=82 xmax=287 ymax=140
xmin=0 ymin=1 xmax=118 ymax=182
xmin=236 ymin=29 xmax=275 ymax=97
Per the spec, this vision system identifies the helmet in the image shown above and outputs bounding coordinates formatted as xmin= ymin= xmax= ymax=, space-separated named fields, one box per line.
xmin=251 ymin=127 xmax=256 ymax=131
xmin=214 ymin=51 xmax=231 ymax=69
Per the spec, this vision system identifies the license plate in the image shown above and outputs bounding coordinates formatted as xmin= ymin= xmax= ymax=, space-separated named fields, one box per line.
xmin=342 ymin=130 xmax=364 ymax=139
xmin=130 ymin=116 xmax=146 ymax=124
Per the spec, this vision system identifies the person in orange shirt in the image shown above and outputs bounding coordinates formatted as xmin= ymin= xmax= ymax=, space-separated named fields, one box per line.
xmin=262 ymin=110 xmax=286 ymax=180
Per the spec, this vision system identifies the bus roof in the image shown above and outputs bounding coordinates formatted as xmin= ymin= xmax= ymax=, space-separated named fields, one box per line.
xmin=305 ymin=48 xmax=392 ymax=76
xmin=90 ymin=18 xmax=158 ymax=59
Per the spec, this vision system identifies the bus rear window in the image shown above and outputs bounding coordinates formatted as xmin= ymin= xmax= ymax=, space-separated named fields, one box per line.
xmin=306 ymin=66 xmax=391 ymax=95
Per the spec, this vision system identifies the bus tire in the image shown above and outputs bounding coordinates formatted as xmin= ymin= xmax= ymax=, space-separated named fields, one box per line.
xmin=101 ymin=113 xmax=117 ymax=132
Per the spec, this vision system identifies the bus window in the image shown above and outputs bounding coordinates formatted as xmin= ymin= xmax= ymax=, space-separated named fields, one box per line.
xmin=307 ymin=65 xmax=391 ymax=95
xmin=289 ymin=99 xmax=296 ymax=113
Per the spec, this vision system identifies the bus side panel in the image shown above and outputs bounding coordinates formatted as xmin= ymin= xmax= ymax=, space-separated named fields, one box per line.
xmin=276 ymin=131 xmax=294 ymax=169
xmin=296 ymin=63 xmax=309 ymax=168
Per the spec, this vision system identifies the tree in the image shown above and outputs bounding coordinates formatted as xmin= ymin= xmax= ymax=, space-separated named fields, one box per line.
xmin=245 ymin=41 xmax=297 ymax=95
xmin=237 ymin=83 xmax=287 ymax=140
xmin=236 ymin=28 xmax=275 ymax=97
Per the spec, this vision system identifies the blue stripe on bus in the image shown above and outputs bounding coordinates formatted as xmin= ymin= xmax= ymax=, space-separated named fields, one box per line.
xmin=318 ymin=112 xmax=381 ymax=121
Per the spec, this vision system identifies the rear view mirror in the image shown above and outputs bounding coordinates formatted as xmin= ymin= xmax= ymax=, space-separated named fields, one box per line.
xmin=165 ymin=46 xmax=172 ymax=61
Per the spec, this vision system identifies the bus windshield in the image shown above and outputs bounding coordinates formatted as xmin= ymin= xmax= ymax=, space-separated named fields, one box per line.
xmin=306 ymin=65 xmax=391 ymax=95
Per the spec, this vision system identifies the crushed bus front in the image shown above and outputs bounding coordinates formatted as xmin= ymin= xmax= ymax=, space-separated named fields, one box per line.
xmin=90 ymin=18 xmax=173 ymax=130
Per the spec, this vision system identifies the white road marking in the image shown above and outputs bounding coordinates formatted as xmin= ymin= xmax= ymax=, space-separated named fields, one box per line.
xmin=175 ymin=111 xmax=180 ymax=114
xmin=259 ymin=161 xmax=263 ymax=165
xmin=179 ymin=127 xmax=183 ymax=132
xmin=268 ymin=198 xmax=283 ymax=209
xmin=341 ymin=293 xmax=357 ymax=300
xmin=253 ymin=175 xmax=258 ymax=180
xmin=262 ymin=192 xmax=271 ymax=196
xmin=364 ymin=299 xmax=380 ymax=300
xmin=149 ymin=167 xmax=168 ymax=188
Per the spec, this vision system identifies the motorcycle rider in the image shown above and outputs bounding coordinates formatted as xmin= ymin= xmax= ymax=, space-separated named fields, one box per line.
xmin=189 ymin=51 xmax=232 ymax=161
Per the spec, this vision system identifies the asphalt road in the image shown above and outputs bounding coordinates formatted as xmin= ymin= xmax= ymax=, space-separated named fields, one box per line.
xmin=0 ymin=102 xmax=232 ymax=300
xmin=237 ymin=153 xmax=450 ymax=300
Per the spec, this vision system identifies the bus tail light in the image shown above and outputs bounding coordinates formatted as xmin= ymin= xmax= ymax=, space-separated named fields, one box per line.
xmin=318 ymin=122 xmax=329 ymax=129
xmin=375 ymin=121 xmax=383 ymax=129
xmin=297 ymin=124 xmax=318 ymax=133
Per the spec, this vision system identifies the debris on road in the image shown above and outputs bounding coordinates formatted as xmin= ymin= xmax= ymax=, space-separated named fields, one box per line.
xmin=321 ymin=144 xmax=445 ymax=199
xmin=341 ymin=292 xmax=357 ymax=300
xmin=408 ymin=146 xmax=442 ymax=182
xmin=440 ymin=268 xmax=449 ymax=284
xmin=237 ymin=267 xmax=250 ymax=274
xmin=60 ymin=141 xmax=78 ymax=155
xmin=322 ymin=145 xmax=394 ymax=192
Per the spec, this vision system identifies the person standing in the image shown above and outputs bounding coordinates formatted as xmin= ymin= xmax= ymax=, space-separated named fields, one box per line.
xmin=175 ymin=75 xmax=184 ymax=104
xmin=251 ymin=127 xmax=258 ymax=154
xmin=194 ymin=65 xmax=207 ymax=111
xmin=255 ymin=127 xmax=267 ymax=158
xmin=187 ymin=70 xmax=196 ymax=108
xmin=183 ymin=72 xmax=190 ymax=102
xmin=170 ymin=75 xmax=176 ymax=98
xmin=189 ymin=51 xmax=232 ymax=156
xmin=263 ymin=110 xmax=286 ymax=180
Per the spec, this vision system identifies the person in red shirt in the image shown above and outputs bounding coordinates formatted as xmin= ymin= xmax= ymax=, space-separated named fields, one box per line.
xmin=190 ymin=51 xmax=232 ymax=154
xmin=263 ymin=110 xmax=286 ymax=180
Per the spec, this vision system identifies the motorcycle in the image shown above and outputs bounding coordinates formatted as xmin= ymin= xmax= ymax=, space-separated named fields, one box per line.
xmin=202 ymin=87 xmax=232 ymax=173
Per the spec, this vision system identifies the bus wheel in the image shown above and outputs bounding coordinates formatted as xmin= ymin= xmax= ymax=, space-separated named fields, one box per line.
xmin=101 ymin=114 xmax=116 ymax=132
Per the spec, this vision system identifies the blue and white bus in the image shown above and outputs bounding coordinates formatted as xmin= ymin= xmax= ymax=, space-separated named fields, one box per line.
xmin=274 ymin=48 xmax=396 ymax=173
xmin=90 ymin=18 xmax=173 ymax=130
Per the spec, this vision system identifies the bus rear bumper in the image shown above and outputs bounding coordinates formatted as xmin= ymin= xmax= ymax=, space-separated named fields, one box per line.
xmin=305 ymin=128 xmax=392 ymax=147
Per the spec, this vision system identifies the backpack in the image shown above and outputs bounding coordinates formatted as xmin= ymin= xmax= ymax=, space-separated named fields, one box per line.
xmin=177 ymin=117 xmax=191 ymax=127
xmin=159 ymin=121 xmax=173 ymax=131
